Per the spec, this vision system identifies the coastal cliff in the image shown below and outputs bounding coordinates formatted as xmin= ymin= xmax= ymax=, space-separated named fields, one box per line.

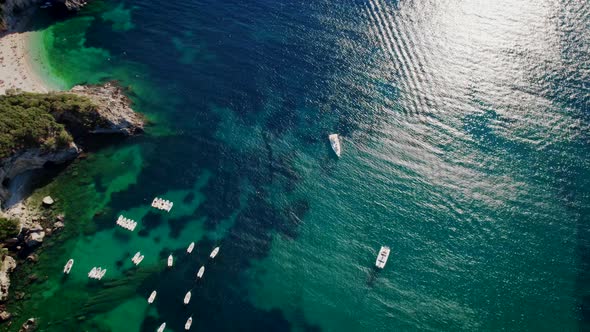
xmin=0 ymin=82 xmax=144 ymax=207
xmin=1 ymin=0 xmax=91 ymax=31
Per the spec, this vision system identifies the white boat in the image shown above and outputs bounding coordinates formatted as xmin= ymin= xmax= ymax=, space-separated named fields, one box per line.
xmin=132 ymin=252 xmax=140 ymax=262
xmin=375 ymin=246 xmax=390 ymax=269
xmin=63 ymin=259 xmax=74 ymax=274
xmin=157 ymin=322 xmax=166 ymax=332
xmin=196 ymin=266 xmax=205 ymax=279
xmin=88 ymin=267 xmax=97 ymax=278
xmin=148 ymin=290 xmax=157 ymax=304
xmin=185 ymin=317 xmax=193 ymax=330
xmin=167 ymin=255 xmax=173 ymax=267
xmin=184 ymin=291 xmax=191 ymax=304
xmin=97 ymin=268 xmax=107 ymax=280
xmin=209 ymin=247 xmax=220 ymax=259
xmin=135 ymin=255 xmax=144 ymax=265
xmin=187 ymin=242 xmax=195 ymax=253
xmin=328 ymin=134 xmax=342 ymax=157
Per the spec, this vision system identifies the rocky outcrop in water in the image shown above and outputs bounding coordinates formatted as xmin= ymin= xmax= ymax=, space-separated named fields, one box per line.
xmin=69 ymin=82 xmax=144 ymax=136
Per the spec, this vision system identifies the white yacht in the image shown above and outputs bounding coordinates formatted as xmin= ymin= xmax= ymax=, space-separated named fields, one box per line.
xmin=185 ymin=317 xmax=193 ymax=330
xmin=148 ymin=290 xmax=157 ymax=304
xmin=167 ymin=255 xmax=174 ymax=267
xmin=184 ymin=291 xmax=192 ymax=304
xmin=157 ymin=322 xmax=166 ymax=332
xmin=196 ymin=266 xmax=205 ymax=279
xmin=375 ymin=246 xmax=390 ymax=269
xmin=328 ymin=134 xmax=342 ymax=157
xmin=63 ymin=259 xmax=74 ymax=274
xmin=187 ymin=242 xmax=195 ymax=253
xmin=209 ymin=247 xmax=220 ymax=259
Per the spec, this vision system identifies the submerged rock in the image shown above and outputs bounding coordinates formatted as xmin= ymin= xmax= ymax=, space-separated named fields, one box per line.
xmin=0 ymin=310 xmax=11 ymax=321
xmin=18 ymin=317 xmax=36 ymax=332
xmin=24 ymin=231 xmax=44 ymax=248
xmin=52 ymin=221 xmax=64 ymax=230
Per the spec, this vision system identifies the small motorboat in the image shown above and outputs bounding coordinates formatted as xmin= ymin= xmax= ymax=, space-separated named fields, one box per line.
xmin=97 ymin=268 xmax=107 ymax=280
xmin=375 ymin=246 xmax=390 ymax=269
xmin=88 ymin=267 xmax=97 ymax=278
xmin=328 ymin=134 xmax=342 ymax=157
xmin=187 ymin=242 xmax=195 ymax=253
xmin=209 ymin=246 xmax=220 ymax=259
xmin=196 ymin=266 xmax=205 ymax=279
xmin=167 ymin=255 xmax=173 ymax=267
xmin=63 ymin=259 xmax=74 ymax=274
xmin=132 ymin=252 xmax=140 ymax=261
xmin=148 ymin=290 xmax=157 ymax=304
xmin=157 ymin=322 xmax=166 ymax=332
xmin=135 ymin=255 xmax=144 ymax=265
xmin=185 ymin=316 xmax=193 ymax=330
xmin=184 ymin=291 xmax=191 ymax=304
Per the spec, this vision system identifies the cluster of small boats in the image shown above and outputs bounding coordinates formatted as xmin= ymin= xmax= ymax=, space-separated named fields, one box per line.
xmin=149 ymin=246 xmax=220 ymax=330
xmin=60 ymin=195 xmax=224 ymax=331
xmin=132 ymin=252 xmax=145 ymax=265
xmin=151 ymin=197 xmax=173 ymax=212
xmin=88 ymin=267 xmax=107 ymax=280
xmin=116 ymin=215 xmax=137 ymax=231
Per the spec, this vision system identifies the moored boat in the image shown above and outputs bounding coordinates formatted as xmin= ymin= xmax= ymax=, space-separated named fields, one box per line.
xmin=187 ymin=242 xmax=195 ymax=253
xmin=185 ymin=317 xmax=193 ymax=330
xmin=209 ymin=246 xmax=220 ymax=259
xmin=157 ymin=322 xmax=166 ymax=332
xmin=97 ymin=268 xmax=107 ymax=280
xmin=88 ymin=267 xmax=97 ymax=278
xmin=135 ymin=255 xmax=144 ymax=265
xmin=148 ymin=290 xmax=157 ymax=304
xmin=375 ymin=246 xmax=390 ymax=269
xmin=328 ymin=134 xmax=342 ymax=157
xmin=167 ymin=254 xmax=173 ymax=267
xmin=184 ymin=291 xmax=192 ymax=304
xmin=63 ymin=259 xmax=74 ymax=274
xmin=196 ymin=266 xmax=205 ymax=279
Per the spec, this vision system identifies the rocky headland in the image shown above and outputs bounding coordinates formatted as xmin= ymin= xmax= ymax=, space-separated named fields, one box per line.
xmin=0 ymin=81 xmax=144 ymax=325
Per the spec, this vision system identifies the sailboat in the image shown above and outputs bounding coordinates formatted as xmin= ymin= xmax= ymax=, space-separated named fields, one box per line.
xmin=187 ymin=242 xmax=195 ymax=253
xmin=185 ymin=317 xmax=193 ymax=330
xmin=196 ymin=266 xmax=205 ymax=279
xmin=167 ymin=254 xmax=173 ymax=267
xmin=157 ymin=322 xmax=166 ymax=332
xmin=209 ymin=246 xmax=220 ymax=259
xmin=148 ymin=290 xmax=157 ymax=304
xmin=184 ymin=291 xmax=192 ymax=304
xmin=63 ymin=259 xmax=74 ymax=274
xmin=328 ymin=134 xmax=342 ymax=157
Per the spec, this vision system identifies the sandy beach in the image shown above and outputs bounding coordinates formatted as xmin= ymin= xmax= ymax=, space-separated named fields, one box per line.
xmin=0 ymin=17 xmax=51 ymax=95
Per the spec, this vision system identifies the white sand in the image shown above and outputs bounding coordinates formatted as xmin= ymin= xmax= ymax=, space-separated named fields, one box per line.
xmin=0 ymin=16 xmax=51 ymax=95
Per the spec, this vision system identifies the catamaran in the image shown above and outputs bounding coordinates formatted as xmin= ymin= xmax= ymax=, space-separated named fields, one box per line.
xmin=187 ymin=242 xmax=195 ymax=253
xmin=196 ymin=266 xmax=205 ymax=279
xmin=209 ymin=247 xmax=220 ymax=259
xmin=328 ymin=134 xmax=342 ymax=157
xmin=157 ymin=322 xmax=166 ymax=332
xmin=167 ymin=255 xmax=174 ymax=267
xmin=148 ymin=290 xmax=157 ymax=304
xmin=184 ymin=291 xmax=192 ymax=304
xmin=185 ymin=317 xmax=193 ymax=330
xmin=63 ymin=259 xmax=74 ymax=274
xmin=375 ymin=246 xmax=390 ymax=269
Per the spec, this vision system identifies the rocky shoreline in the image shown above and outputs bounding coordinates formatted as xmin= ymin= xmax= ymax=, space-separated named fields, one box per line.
xmin=0 ymin=81 xmax=144 ymax=328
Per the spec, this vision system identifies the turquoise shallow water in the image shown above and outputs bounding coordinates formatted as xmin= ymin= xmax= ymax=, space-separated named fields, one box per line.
xmin=6 ymin=0 xmax=590 ymax=331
